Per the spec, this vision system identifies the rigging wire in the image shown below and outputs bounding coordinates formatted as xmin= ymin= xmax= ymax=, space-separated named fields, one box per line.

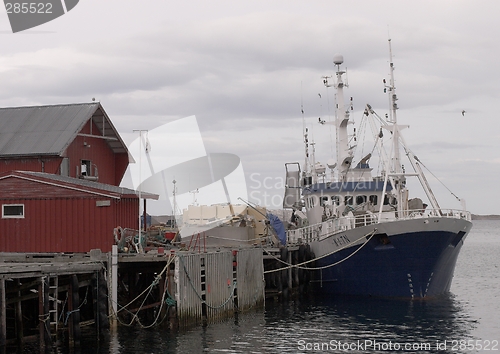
xmin=368 ymin=104 xmax=462 ymax=203
xmin=410 ymin=153 xmax=462 ymax=202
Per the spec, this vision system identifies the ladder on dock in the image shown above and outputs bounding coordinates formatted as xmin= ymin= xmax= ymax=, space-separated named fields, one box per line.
xmin=47 ymin=275 xmax=59 ymax=333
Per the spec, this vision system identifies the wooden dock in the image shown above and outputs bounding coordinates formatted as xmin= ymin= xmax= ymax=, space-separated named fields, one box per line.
xmin=0 ymin=244 xmax=312 ymax=351
xmin=0 ymin=252 xmax=105 ymax=350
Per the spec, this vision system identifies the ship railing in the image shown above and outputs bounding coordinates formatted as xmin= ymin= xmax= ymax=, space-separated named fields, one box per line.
xmin=286 ymin=208 xmax=471 ymax=244
xmin=401 ymin=208 xmax=471 ymax=222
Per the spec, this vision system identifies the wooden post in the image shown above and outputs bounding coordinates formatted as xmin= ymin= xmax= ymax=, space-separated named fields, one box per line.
xmin=168 ymin=264 xmax=178 ymax=330
xmin=98 ymin=277 xmax=110 ymax=331
xmin=110 ymin=245 xmax=118 ymax=329
xmin=68 ymin=275 xmax=81 ymax=347
xmin=0 ymin=278 xmax=6 ymax=349
xmin=67 ymin=276 xmax=74 ymax=346
xmin=38 ymin=277 xmax=51 ymax=351
xmin=15 ymin=279 xmax=23 ymax=346
xmin=287 ymin=250 xmax=292 ymax=292
xmin=93 ymin=270 xmax=109 ymax=338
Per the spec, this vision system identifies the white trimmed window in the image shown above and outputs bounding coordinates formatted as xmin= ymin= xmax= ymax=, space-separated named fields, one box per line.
xmin=2 ymin=204 xmax=25 ymax=218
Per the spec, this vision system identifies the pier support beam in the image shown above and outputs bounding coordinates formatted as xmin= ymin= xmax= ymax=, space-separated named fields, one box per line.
xmin=0 ymin=279 xmax=6 ymax=349
xmin=15 ymin=280 xmax=23 ymax=347
xmin=68 ymin=275 xmax=81 ymax=347
xmin=93 ymin=270 xmax=109 ymax=337
xmin=38 ymin=277 xmax=51 ymax=351
xmin=110 ymin=245 xmax=118 ymax=329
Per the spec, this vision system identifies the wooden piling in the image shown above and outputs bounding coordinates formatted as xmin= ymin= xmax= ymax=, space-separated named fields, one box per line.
xmin=93 ymin=270 xmax=109 ymax=336
xmin=167 ymin=268 xmax=178 ymax=330
xmin=110 ymin=245 xmax=118 ymax=329
xmin=0 ymin=278 xmax=6 ymax=349
xmin=0 ymin=247 xmax=270 ymax=347
xmin=68 ymin=274 xmax=81 ymax=347
xmin=15 ymin=279 xmax=23 ymax=347
xmin=38 ymin=276 xmax=51 ymax=351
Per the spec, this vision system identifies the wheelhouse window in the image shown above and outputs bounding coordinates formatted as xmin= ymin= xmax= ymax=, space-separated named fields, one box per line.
xmin=2 ymin=204 xmax=24 ymax=219
xmin=331 ymin=196 xmax=340 ymax=206
xmin=356 ymin=195 xmax=367 ymax=205
xmin=306 ymin=197 xmax=316 ymax=209
xmin=369 ymin=195 xmax=378 ymax=205
xmin=345 ymin=196 xmax=353 ymax=205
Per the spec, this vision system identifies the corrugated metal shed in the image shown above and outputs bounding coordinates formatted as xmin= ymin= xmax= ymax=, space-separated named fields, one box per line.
xmin=0 ymin=102 xmax=128 ymax=157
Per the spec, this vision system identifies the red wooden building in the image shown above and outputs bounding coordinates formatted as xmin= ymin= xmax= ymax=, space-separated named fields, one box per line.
xmin=0 ymin=103 xmax=157 ymax=253
xmin=0 ymin=102 xmax=129 ymax=185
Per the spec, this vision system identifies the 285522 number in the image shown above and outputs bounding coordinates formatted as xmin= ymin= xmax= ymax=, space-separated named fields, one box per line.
xmin=5 ymin=3 xmax=53 ymax=14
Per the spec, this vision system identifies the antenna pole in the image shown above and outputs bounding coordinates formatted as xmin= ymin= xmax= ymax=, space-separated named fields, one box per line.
xmin=133 ymin=129 xmax=148 ymax=253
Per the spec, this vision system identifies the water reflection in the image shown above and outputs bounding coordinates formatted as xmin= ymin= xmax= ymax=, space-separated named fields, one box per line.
xmin=75 ymin=293 xmax=473 ymax=354
xmin=260 ymin=294 xmax=475 ymax=353
xmin=12 ymin=221 xmax=498 ymax=353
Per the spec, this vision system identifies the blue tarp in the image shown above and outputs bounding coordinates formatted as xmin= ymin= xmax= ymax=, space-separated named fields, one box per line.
xmin=267 ymin=213 xmax=286 ymax=245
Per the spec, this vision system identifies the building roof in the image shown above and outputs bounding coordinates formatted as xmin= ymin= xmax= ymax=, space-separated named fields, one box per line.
xmin=0 ymin=102 xmax=129 ymax=157
xmin=0 ymin=171 xmax=158 ymax=200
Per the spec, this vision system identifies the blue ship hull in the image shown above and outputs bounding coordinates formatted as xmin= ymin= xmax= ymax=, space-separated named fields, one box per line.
xmin=310 ymin=221 xmax=472 ymax=298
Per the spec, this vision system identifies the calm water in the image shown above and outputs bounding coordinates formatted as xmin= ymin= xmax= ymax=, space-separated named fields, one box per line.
xmin=24 ymin=220 xmax=500 ymax=353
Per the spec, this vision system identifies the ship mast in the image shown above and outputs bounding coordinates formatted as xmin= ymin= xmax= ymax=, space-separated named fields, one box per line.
xmin=381 ymin=39 xmax=409 ymax=214
xmin=387 ymin=39 xmax=402 ymax=175
xmin=382 ymin=39 xmax=440 ymax=213
xmin=330 ymin=54 xmax=352 ymax=181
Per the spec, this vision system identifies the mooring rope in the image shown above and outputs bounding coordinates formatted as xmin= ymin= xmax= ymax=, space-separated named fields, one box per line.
xmin=263 ymin=228 xmax=378 ymax=273
xmin=64 ymin=286 xmax=88 ymax=325
xmin=114 ymin=255 xmax=175 ymax=315
xmin=177 ymin=255 xmax=237 ymax=310
xmin=108 ymin=254 xmax=176 ymax=328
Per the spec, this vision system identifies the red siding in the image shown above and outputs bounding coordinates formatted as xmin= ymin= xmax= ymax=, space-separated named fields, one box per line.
xmin=0 ymin=158 xmax=61 ymax=174
xmin=64 ymin=119 xmax=129 ymax=186
xmin=115 ymin=153 xmax=129 ymax=186
xmin=0 ymin=177 xmax=139 ymax=253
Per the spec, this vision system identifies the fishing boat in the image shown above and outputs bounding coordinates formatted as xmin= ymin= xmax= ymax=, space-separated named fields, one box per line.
xmin=283 ymin=40 xmax=472 ymax=298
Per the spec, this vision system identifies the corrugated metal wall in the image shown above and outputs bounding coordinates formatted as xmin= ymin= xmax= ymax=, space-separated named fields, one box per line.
xmin=175 ymin=253 xmax=203 ymax=328
xmin=174 ymin=249 xmax=265 ymax=327
xmin=204 ymin=251 xmax=234 ymax=323
xmin=236 ymin=248 xmax=265 ymax=311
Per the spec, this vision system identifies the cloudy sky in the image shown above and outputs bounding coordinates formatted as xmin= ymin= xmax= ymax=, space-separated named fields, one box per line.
xmin=1 ymin=0 xmax=499 ymax=215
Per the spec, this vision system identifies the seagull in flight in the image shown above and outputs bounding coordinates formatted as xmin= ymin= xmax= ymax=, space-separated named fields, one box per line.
xmin=462 ymin=110 xmax=466 ymax=116
xmin=318 ymin=117 xmax=325 ymax=124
